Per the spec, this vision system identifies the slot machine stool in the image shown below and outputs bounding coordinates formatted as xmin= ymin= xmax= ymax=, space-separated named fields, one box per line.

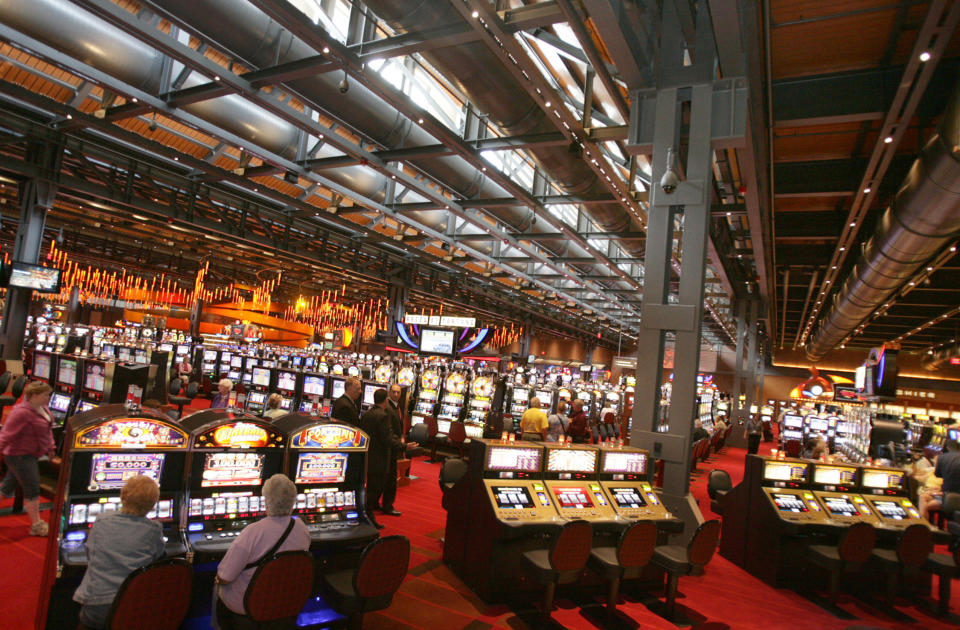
xmin=238 ymin=550 xmax=315 ymax=628
xmin=923 ymin=546 xmax=960 ymax=615
xmin=321 ymin=535 xmax=410 ymax=629
xmin=521 ymin=519 xmax=594 ymax=620
xmin=650 ymin=519 xmax=721 ymax=620
xmin=588 ymin=520 xmax=658 ymax=614
xmin=98 ymin=558 xmax=192 ymax=630
xmin=806 ymin=522 xmax=876 ymax=603
xmin=868 ymin=523 xmax=933 ymax=603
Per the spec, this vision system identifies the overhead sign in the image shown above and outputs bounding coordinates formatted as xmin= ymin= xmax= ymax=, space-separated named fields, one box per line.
xmin=291 ymin=424 xmax=369 ymax=449
xmin=404 ymin=314 xmax=476 ymax=328
xmin=404 ymin=314 xmax=429 ymax=325
xmin=440 ymin=315 xmax=476 ymax=328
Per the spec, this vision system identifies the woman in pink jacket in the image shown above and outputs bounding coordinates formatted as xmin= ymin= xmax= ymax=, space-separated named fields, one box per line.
xmin=0 ymin=380 xmax=55 ymax=536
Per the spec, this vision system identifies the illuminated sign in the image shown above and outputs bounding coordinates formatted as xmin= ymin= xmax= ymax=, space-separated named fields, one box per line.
xmin=439 ymin=315 xmax=476 ymax=328
xmin=291 ymin=424 xmax=369 ymax=449
xmin=194 ymin=421 xmax=283 ymax=448
xmin=404 ymin=314 xmax=429 ymax=325
xmin=75 ymin=418 xmax=187 ymax=449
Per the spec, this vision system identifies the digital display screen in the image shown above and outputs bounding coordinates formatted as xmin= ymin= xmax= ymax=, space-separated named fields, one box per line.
xmin=601 ymin=451 xmax=646 ymax=474
xmin=34 ymin=354 xmax=50 ymax=380
xmin=85 ymin=363 xmax=106 ymax=392
xmin=49 ymin=392 xmax=72 ymax=413
xmin=491 ymin=485 xmax=534 ymax=509
xmin=609 ymin=487 xmax=647 ymax=508
xmin=813 ymin=465 xmax=857 ymax=487
xmin=203 ymin=350 xmax=217 ymax=361
xmin=783 ymin=414 xmax=804 ymax=428
xmin=808 ymin=417 xmax=828 ymax=432
xmin=331 ymin=379 xmax=345 ymax=400
xmin=772 ymin=493 xmax=808 ymax=512
xmin=546 ymin=448 xmax=597 ymax=473
xmin=295 ymin=452 xmax=348 ymax=485
xmin=117 ymin=347 xmax=131 ymax=362
xmin=77 ymin=401 xmax=96 ymax=413
xmin=247 ymin=391 xmax=265 ymax=405
xmin=303 ymin=375 xmax=325 ymax=396
xmin=88 ymin=453 xmax=165 ymax=491
xmin=362 ymin=383 xmax=378 ymax=406
xmin=69 ymin=498 xmax=174 ymax=525
xmin=554 ymin=486 xmax=594 ymax=509
xmin=763 ymin=461 xmax=808 ymax=483
xmin=200 ymin=452 xmax=265 ymax=488
xmin=486 ymin=446 xmax=541 ymax=472
xmin=251 ymin=367 xmax=271 ymax=387
xmin=276 ymin=371 xmax=296 ymax=391
xmin=230 ymin=356 xmax=243 ymax=368
xmin=535 ymin=390 xmax=553 ymax=404
xmin=822 ymin=496 xmax=858 ymax=517
xmin=872 ymin=500 xmax=908 ymax=520
xmin=512 ymin=388 xmax=529 ymax=402
xmin=8 ymin=262 xmax=61 ymax=292
xmin=861 ymin=469 xmax=904 ymax=490
xmin=57 ymin=358 xmax=78 ymax=385
xmin=419 ymin=328 xmax=455 ymax=355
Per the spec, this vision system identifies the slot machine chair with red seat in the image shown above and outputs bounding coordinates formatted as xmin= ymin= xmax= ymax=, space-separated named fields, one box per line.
xmin=168 ymin=381 xmax=199 ymax=419
xmin=321 ymin=535 xmax=411 ymax=629
xmin=521 ymin=519 xmax=594 ymax=620
xmin=239 ymin=550 xmax=315 ymax=629
xmin=707 ymin=470 xmax=732 ymax=514
xmin=588 ymin=520 xmax=658 ymax=614
xmin=0 ymin=374 xmax=27 ymax=419
xmin=806 ymin=521 xmax=876 ymax=603
xmin=923 ymin=544 xmax=960 ymax=615
xmin=869 ymin=523 xmax=933 ymax=603
xmin=650 ymin=519 xmax=722 ymax=619
xmin=95 ymin=558 xmax=193 ymax=630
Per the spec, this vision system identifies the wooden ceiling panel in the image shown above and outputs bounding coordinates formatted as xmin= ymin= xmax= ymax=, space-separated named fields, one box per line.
xmin=772 ymin=12 xmax=900 ymax=78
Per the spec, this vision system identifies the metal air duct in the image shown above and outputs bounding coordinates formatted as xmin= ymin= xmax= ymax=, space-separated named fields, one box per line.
xmin=806 ymin=80 xmax=960 ymax=361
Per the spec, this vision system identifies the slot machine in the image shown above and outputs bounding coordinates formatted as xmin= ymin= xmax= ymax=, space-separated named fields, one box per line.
xmin=411 ymin=367 xmax=440 ymax=427
xmin=858 ymin=465 xmax=928 ymax=529
xmin=245 ymin=366 xmax=272 ymax=416
xmin=52 ymin=355 xmax=82 ymax=423
xmin=80 ymin=359 xmax=149 ymax=407
xmin=201 ymin=348 xmax=219 ymax=378
xmin=241 ymin=355 xmax=259 ymax=385
xmin=556 ymin=386 xmax=573 ymax=406
xmin=601 ymin=390 xmax=622 ymax=419
xmin=541 ymin=444 xmax=617 ymax=524
xmin=54 ymin=327 xmax=68 ymax=353
xmin=298 ymin=373 xmax=327 ymax=414
xmin=329 ymin=375 xmax=347 ymax=406
xmin=507 ymin=384 xmax=530 ymax=431
xmin=781 ymin=412 xmax=804 ymax=443
xmin=574 ymin=387 xmax=594 ymax=420
xmin=465 ymin=374 xmax=495 ymax=439
xmin=331 ymin=362 xmax=345 ymax=376
xmin=100 ymin=342 xmax=116 ymax=360
xmin=33 ymin=349 xmax=55 ymax=384
xmin=217 ymin=349 xmax=235 ymax=380
xmin=273 ymin=417 xmax=380 ymax=547
xmin=533 ymin=386 xmax=556 ymax=415
xmin=346 ymin=364 xmax=361 ymax=378
xmin=438 ymin=370 xmax=467 ymax=424
xmin=360 ymin=381 xmax=379 ymax=412
xmin=116 ymin=344 xmax=134 ymax=364
xmin=225 ymin=353 xmax=244 ymax=384
xmin=804 ymin=414 xmax=830 ymax=441
xmin=396 ymin=365 xmax=416 ymax=389
xmin=373 ymin=363 xmax=393 ymax=385
xmin=809 ymin=462 xmax=881 ymax=526
xmin=273 ymin=367 xmax=301 ymax=412
xmin=596 ymin=446 xmax=673 ymax=523
xmin=758 ymin=458 xmax=827 ymax=526
xmin=180 ymin=410 xmax=286 ymax=558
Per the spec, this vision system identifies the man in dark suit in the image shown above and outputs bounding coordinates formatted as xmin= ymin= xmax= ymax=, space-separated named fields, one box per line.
xmin=331 ymin=376 xmax=362 ymax=426
xmin=357 ymin=388 xmax=401 ymax=529
xmin=380 ymin=384 xmax=405 ymax=516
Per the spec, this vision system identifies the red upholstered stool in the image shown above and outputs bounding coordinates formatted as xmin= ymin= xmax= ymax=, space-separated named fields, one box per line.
xmin=588 ymin=520 xmax=658 ymax=614
xmin=322 ymin=535 xmax=411 ymax=629
xmin=521 ymin=519 xmax=594 ymax=619
xmin=243 ymin=550 xmax=315 ymax=627
xmin=105 ymin=558 xmax=192 ymax=630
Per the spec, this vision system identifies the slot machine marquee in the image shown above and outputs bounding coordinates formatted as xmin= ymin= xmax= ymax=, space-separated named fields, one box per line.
xmin=180 ymin=411 xmax=285 ymax=556
xmin=597 ymin=446 xmax=671 ymax=521
xmin=542 ymin=445 xmax=617 ymax=522
xmin=276 ymin=419 xmax=380 ymax=545
xmin=55 ymin=407 xmax=189 ymax=567
xmin=481 ymin=441 xmax=557 ymax=524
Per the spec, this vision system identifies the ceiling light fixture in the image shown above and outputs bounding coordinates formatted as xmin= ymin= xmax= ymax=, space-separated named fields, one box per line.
xmin=920 ymin=51 xmax=931 ymax=62
xmin=884 ymin=136 xmax=893 ymax=144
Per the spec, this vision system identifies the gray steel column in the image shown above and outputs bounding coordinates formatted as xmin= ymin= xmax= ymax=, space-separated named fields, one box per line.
xmin=519 ymin=321 xmax=532 ymax=362
xmin=731 ymin=300 xmax=747 ymax=423
xmin=386 ymin=283 xmax=407 ymax=337
xmin=66 ymin=286 xmax=81 ymax=324
xmin=1 ymin=141 xmax=61 ymax=360
xmin=629 ymin=0 xmax=744 ymax=540
xmin=189 ymin=298 xmax=203 ymax=340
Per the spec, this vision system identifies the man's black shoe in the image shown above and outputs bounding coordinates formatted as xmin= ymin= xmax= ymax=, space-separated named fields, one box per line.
xmin=373 ymin=521 xmax=386 ymax=529
xmin=382 ymin=509 xmax=402 ymax=516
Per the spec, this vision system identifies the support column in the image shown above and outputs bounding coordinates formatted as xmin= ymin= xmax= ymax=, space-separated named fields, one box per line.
xmin=518 ymin=321 xmax=532 ymax=362
xmin=189 ymin=298 xmax=203 ymax=340
xmin=1 ymin=141 xmax=62 ymax=360
xmin=386 ymin=283 xmax=408 ymax=337
xmin=727 ymin=299 xmax=760 ymax=448
xmin=65 ymin=286 xmax=81 ymax=325
xmin=629 ymin=1 xmax=744 ymax=542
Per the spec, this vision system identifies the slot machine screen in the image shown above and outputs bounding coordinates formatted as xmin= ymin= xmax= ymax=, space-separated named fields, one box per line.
xmin=203 ymin=350 xmax=217 ymax=362
xmin=227 ymin=370 xmax=241 ymax=381
xmin=277 ymin=371 xmax=296 ymax=391
xmin=200 ymin=452 xmax=265 ymax=488
xmin=305 ymin=357 xmax=316 ymax=369
xmin=57 ymin=358 xmax=78 ymax=385
xmin=34 ymin=354 xmax=51 ymax=380
xmin=50 ymin=392 xmax=72 ymax=413
xmin=608 ymin=487 xmax=647 ymax=508
xmin=762 ymin=461 xmax=808 ymax=484
xmin=294 ymin=452 xmax=348 ymax=485
xmin=809 ymin=417 xmax=829 ymax=432
xmin=437 ymin=419 xmax=452 ymax=434
xmin=230 ymin=356 xmax=243 ymax=368
xmin=512 ymin=388 xmax=529 ymax=402
xmin=331 ymin=379 xmax=345 ymax=400
xmin=601 ymin=451 xmax=647 ymax=474
xmin=554 ymin=486 xmax=594 ymax=509
xmin=861 ymin=469 xmax=904 ymax=492
xmin=251 ymin=368 xmax=271 ymax=387
xmin=77 ymin=401 xmax=96 ymax=413
xmin=362 ymin=383 xmax=378 ymax=406
xmin=279 ymin=397 xmax=292 ymax=410
xmin=118 ymin=347 xmax=132 ymax=362
xmin=220 ymin=352 xmax=233 ymax=365
xmin=821 ymin=496 xmax=858 ymax=517
xmin=772 ymin=493 xmax=809 ymax=513
xmin=158 ymin=343 xmax=173 ymax=353
xmin=247 ymin=391 xmax=266 ymax=406
xmin=486 ymin=446 xmax=541 ymax=472
xmin=813 ymin=465 xmax=858 ymax=488
xmin=84 ymin=363 xmax=105 ymax=391
xmin=491 ymin=486 xmax=534 ymax=509
xmin=134 ymin=348 xmax=147 ymax=364
xmin=535 ymin=390 xmax=553 ymax=404
xmin=872 ymin=500 xmax=908 ymax=519
xmin=176 ymin=345 xmax=190 ymax=356
xmin=292 ymin=356 xmax=302 ymax=367
xmin=102 ymin=344 xmax=115 ymax=358
xmin=783 ymin=414 xmax=803 ymax=429
xmin=546 ymin=448 xmax=597 ymax=473
xmin=88 ymin=453 xmax=165 ymax=491
xmin=302 ymin=375 xmax=325 ymax=396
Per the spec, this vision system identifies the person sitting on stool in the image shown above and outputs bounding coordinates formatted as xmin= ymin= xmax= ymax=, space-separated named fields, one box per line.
xmin=262 ymin=393 xmax=286 ymax=420
xmin=920 ymin=439 xmax=960 ymax=522
xmin=74 ymin=475 xmax=166 ymax=630
xmin=210 ymin=378 xmax=233 ymax=409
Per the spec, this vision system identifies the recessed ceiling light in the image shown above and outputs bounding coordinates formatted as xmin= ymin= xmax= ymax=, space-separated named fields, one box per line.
xmin=884 ymin=136 xmax=893 ymax=144
xmin=920 ymin=51 xmax=931 ymax=62
xmin=471 ymin=9 xmax=479 ymax=18
xmin=863 ymin=187 xmax=871 ymax=194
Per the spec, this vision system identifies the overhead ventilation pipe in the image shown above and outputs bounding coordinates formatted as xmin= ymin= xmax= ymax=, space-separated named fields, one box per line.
xmin=806 ymin=80 xmax=960 ymax=361
xmin=0 ymin=0 xmax=610 ymax=289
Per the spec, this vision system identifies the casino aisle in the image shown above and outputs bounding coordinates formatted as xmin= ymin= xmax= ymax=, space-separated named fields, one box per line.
xmin=5 ymin=449 xmax=960 ymax=630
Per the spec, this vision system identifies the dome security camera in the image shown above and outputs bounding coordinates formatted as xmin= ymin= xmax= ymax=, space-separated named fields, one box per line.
xmin=338 ymin=72 xmax=349 ymax=94
xmin=660 ymin=147 xmax=679 ymax=194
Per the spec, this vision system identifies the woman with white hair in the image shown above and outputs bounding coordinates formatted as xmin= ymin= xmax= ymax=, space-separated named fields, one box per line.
xmin=215 ymin=474 xmax=311 ymax=627
xmin=210 ymin=378 xmax=233 ymax=409
xmin=74 ymin=475 xmax=166 ymax=629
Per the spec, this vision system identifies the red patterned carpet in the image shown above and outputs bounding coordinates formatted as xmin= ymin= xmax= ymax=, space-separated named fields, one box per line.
xmin=3 ymin=442 xmax=959 ymax=629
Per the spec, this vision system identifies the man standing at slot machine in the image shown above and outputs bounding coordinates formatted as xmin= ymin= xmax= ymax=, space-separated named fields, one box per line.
xmin=357 ymin=389 xmax=402 ymax=529
xmin=379 ymin=384 xmax=408 ymax=516
xmin=332 ymin=376 xmax=362 ymax=426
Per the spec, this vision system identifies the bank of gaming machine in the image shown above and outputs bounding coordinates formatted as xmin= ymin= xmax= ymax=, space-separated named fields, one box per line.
xmin=411 ymin=367 xmax=440 ymax=426
xmin=596 ymin=445 xmax=673 ymax=523
xmin=180 ymin=410 xmax=286 ymax=558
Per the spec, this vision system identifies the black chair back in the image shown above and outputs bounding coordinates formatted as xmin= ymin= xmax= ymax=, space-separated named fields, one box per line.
xmin=707 ymin=470 xmax=732 ymax=500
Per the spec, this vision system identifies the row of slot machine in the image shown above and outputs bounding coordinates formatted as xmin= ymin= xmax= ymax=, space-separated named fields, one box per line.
xmin=780 ymin=409 xmax=851 ymax=445
xmin=719 ymin=454 xmax=942 ymax=587
xmin=907 ymin=421 xmax=959 ymax=453
xmin=409 ymin=365 xmax=496 ymax=439
xmin=443 ymin=439 xmax=678 ymax=601
xmin=40 ymin=405 xmax=378 ymax=628
xmin=504 ymin=375 xmax=625 ymax=424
